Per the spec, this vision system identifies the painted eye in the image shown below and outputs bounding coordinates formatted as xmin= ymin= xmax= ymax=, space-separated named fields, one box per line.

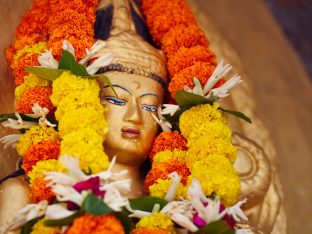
xmin=103 ymin=97 xmax=126 ymax=106
xmin=141 ymin=104 xmax=157 ymax=112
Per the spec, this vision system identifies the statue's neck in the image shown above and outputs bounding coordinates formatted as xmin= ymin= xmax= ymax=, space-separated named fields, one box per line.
xmin=111 ymin=163 xmax=145 ymax=198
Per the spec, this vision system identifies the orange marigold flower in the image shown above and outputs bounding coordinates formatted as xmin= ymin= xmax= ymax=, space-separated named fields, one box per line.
xmin=161 ymin=24 xmax=209 ymax=57
xmin=67 ymin=213 xmax=125 ymax=234
xmin=144 ymin=159 xmax=190 ymax=190
xmin=131 ymin=227 xmax=170 ymax=234
xmin=149 ymin=132 xmax=187 ymax=162
xmin=4 ymin=45 xmax=15 ymax=67
xmin=22 ymin=140 xmax=61 ymax=174
xmin=12 ymin=54 xmax=40 ymax=85
xmin=16 ymin=87 xmax=54 ymax=114
xmin=30 ymin=177 xmax=55 ymax=203
xmin=168 ymin=61 xmax=216 ymax=98
xmin=167 ymin=45 xmax=216 ymax=77
xmin=13 ymin=34 xmax=46 ymax=52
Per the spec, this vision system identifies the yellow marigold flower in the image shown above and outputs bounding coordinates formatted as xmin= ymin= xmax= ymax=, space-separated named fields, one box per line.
xmin=51 ymin=71 xmax=100 ymax=106
xmin=15 ymin=73 xmax=50 ymax=100
xmin=14 ymin=42 xmax=47 ymax=65
xmin=55 ymin=90 xmax=103 ymax=120
xmin=153 ymin=150 xmax=186 ymax=165
xmin=16 ymin=126 xmax=59 ymax=156
xmin=189 ymin=154 xmax=240 ymax=206
xmin=187 ymin=121 xmax=232 ymax=147
xmin=149 ymin=179 xmax=186 ymax=199
xmin=28 ymin=159 xmax=67 ymax=184
xmin=179 ymin=103 xmax=227 ymax=139
xmin=136 ymin=212 xmax=176 ymax=233
xmin=186 ymin=137 xmax=237 ymax=168
xmin=30 ymin=219 xmax=60 ymax=234
xmin=61 ymin=140 xmax=109 ymax=174
xmin=58 ymin=107 xmax=108 ymax=140
xmin=61 ymin=128 xmax=103 ymax=148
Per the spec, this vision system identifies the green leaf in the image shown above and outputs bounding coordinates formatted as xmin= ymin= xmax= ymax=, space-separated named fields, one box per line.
xmin=88 ymin=74 xmax=117 ymax=97
xmin=129 ymin=196 xmax=168 ymax=212
xmin=220 ymin=108 xmax=252 ymax=124
xmin=58 ymin=50 xmax=89 ymax=76
xmin=194 ymin=220 xmax=235 ymax=234
xmin=114 ymin=211 xmax=134 ymax=234
xmin=20 ymin=218 xmax=41 ymax=234
xmin=24 ymin=67 xmax=66 ymax=81
xmin=44 ymin=210 xmax=84 ymax=227
xmin=175 ymin=90 xmax=216 ymax=109
xmin=82 ymin=193 xmax=113 ymax=216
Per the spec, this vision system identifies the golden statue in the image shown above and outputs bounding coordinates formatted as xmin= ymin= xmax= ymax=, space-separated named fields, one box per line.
xmin=0 ymin=0 xmax=286 ymax=233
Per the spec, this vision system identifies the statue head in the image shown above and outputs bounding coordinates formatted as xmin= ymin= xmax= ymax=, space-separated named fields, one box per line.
xmin=96 ymin=0 xmax=167 ymax=166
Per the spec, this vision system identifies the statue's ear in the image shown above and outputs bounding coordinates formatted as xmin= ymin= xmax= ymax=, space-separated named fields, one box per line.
xmin=94 ymin=4 xmax=114 ymax=40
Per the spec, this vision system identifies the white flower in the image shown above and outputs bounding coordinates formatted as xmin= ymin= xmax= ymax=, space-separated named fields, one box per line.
xmin=58 ymin=155 xmax=88 ymax=182
xmin=184 ymin=77 xmax=204 ymax=96
xmin=45 ymin=204 xmax=75 ymax=220
xmin=79 ymin=40 xmax=107 ymax=65
xmin=38 ymin=50 xmax=59 ymax=69
xmin=1 ymin=112 xmax=37 ymax=130
xmin=100 ymin=179 xmax=131 ymax=193
xmin=86 ymin=53 xmax=114 ymax=75
xmin=161 ymin=104 xmax=180 ymax=116
xmin=207 ymin=74 xmax=243 ymax=98
xmin=151 ymin=106 xmax=172 ymax=132
xmin=51 ymin=184 xmax=86 ymax=206
xmin=62 ymin=40 xmax=75 ymax=58
xmin=164 ymin=172 xmax=181 ymax=201
xmin=227 ymin=199 xmax=248 ymax=222
xmin=44 ymin=172 xmax=76 ymax=187
xmin=1 ymin=200 xmax=48 ymax=232
xmin=0 ymin=134 xmax=20 ymax=149
xmin=171 ymin=213 xmax=198 ymax=232
xmin=203 ymin=60 xmax=232 ymax=95
xmin=103 ymin=188 xmax=129 ymax=212
xmin=29 ymin=102 xmax=56 ymax=127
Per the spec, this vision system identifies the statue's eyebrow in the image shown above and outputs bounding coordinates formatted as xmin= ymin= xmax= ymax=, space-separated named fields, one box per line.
xmin=103 ymin=84 xmax=132 ymax=95
xmin=139 ymin=92 xmax=159 ymax=99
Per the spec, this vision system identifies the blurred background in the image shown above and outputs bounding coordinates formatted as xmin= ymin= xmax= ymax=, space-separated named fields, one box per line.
xmin=0 ymin=0 xmax=311 ymax=233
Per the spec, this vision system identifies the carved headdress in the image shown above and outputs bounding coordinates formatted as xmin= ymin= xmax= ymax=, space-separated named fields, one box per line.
xmin=96 ymin=0 xmax=167 ymax=89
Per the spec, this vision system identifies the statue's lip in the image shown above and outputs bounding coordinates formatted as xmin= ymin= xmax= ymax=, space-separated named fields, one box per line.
xmin=121 ymin=127 xmax=140 ymax=138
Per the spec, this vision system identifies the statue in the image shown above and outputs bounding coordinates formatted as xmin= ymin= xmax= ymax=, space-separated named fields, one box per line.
xmin=0 ymin=0 xmax=286 ymax=233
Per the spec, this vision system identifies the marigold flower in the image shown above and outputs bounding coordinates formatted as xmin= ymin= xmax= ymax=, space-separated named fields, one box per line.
xmin=144 ymin=159 xmax=190 ymax=190
xmin=168 ymin=62 xmax=216 ymax=98
xmin=16 ymin=87 xmax=54 ymax=114
xmin=13 ymin=34 xmax=46 ymax=52
xmin=30 ymin=218 xmax=60 ymax=234
xmin=161 ymin=24 xmax=209 ymax=56
xmin=61 ymin=128 xmax=103 ymax=149
xmin=152 ymin=150 xmax=186 ymax=165
xmin=132 ymin=227 xmax=171 ymax=234
xmin=12 ymin=54 xmax=40 ymax=85
xmin=179 ymin=103 xmax=227 ymax=139
xmin=15 ymin=74 xmax=51 ymax=100
xmin=167 ymin=45 xmax=216 ymax=77
xmin=22 ymin=140 xmax=61 ymax=174
xmin=51 ymin=71 xmax=100 ymax=106
xmin=13 ymin=42 xmax=47 ymax=65
xmin=188 ymin=154 xmax=240 ymax=206
xmin=4 ymin=45 xmax=15 ymax=67
xmin=28 ymin=159 xmax=67 ymax=184
xmin=149 ymin=132 xmax=187 ymax=162
xmin=67 ymin=213 xmax=125 ymax=234
xmin=16 ymin=126 xmax=59 ymax=156
xmin=136 ymin=212 xmax=175 ymax=233
xmin=149 ymin=179 xmax=186 ymax=200
xmin=30 ymin=177 xmax=55 ymax=203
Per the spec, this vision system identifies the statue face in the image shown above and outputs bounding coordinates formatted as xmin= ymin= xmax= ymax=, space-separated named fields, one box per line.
xmin=100 ymin=71 xmax=164 ymax=166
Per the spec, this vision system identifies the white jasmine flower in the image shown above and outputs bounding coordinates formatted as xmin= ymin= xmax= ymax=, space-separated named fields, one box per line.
xmin=103 ymin=188 xmax=129 ymax=212
xmin=45 ymin=204 xmax=75 ymax=220
xmin=94 ymin=156 xmax=128 ymax=181
xmin=1 ymin=200 xmax=48 ymax=232
xmin=184 ymin=77 xmax=204 ymax=96
xmin=1 ymin=112 xmax=37 ymax=129
xmin=58 ymin=155 xmax=88 ymax=182
xmin=227 ymin=199 xmax=248 ymax=222
xmin=161 ymin=104 xmax=180 ymax=116
xmin=207 ymin=74 xmax=243 ymax=98
xmin=44 ymin=172 xmax=76 ymax=187
xmin=52 ymin=184 xmax=86 ymax=206
xmin=151 ymin=106 xmax=172 ymax=132
xmin=100 ymin=179 xmax=131 ymax=193
xmin=165 ymin=172 xmax=181 ymax=201
xmin=38 ymin=50 xmax=59 ymax=69
xmin=171 ymin=213 xmax=198 ymax=232
xmin=30 ymin=103 xmax=56 ymax=127
xmin=86 ymin=53 xmax=114 ymax=75
xmin=0 ymin=134 xmax=20 ymax=149
xmin=203 ymin=60 xmax=232 ymax=95
xmin=79 ymin=40 xmax=107 ymax=65
xmin=62 ymin=40 xmax=75 ymax=58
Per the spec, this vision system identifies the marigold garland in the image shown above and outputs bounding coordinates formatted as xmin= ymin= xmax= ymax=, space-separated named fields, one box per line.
xmin=30 ymin=177 xmax=55 ymax=203
xmin=149 ymin=132 xmax=187 ymax=163
xmin=30 ymin=219 xmax=61 ymax=234
xmin=12 ymin=54 xmax=40 ymax=85
xmin=13 ymin=42 xmax=47 ymax=65
xmin=66 ymin=213 xmax=125 ymax=234
xmin=152 ymin=150 xmax=186 ymax=165
xmin=135 ymin=212 xmax=175 ymax=233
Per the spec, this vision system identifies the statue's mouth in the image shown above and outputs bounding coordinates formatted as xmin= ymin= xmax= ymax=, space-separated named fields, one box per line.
xmin=121 ymin=127 xmax=141 ymax=139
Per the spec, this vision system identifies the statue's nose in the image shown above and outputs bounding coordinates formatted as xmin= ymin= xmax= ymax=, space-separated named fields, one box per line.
xmin=123 ymin=96 xmax=143 ymax=124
